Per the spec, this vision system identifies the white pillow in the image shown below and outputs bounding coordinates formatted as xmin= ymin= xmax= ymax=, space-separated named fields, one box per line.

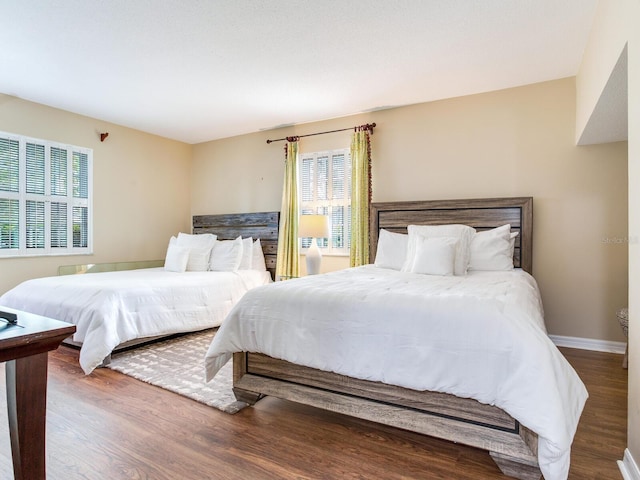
xmin=185 ymin=246 xmax=214 ymax=272
xmin=252 ymin=239 xmax=267 ymax=271
xmin=164 ymin=241 xmax=189 ymax=273
xmin=402 ymin=224 xmax=475 ymax=276
xmin=374 ymin=229 xmax=408 ymax=270
xmin=177 ymin=232 xmax=217 ymax=248
xmin=209 ymin=236 xmax=243 ymax=271
xmin=405 ymin=236 xmax=457 ymax=276
xmin=469 ymin=224 xmax=514 ymax=271
xmin=176 ymin=232 xmax=216 ymax=272
xmin=239 ymin=237 xmax=254 ymax=270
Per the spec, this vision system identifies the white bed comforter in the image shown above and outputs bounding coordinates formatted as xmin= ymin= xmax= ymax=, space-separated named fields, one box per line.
xmin=204 ymin=265 xmax=587 ymax=480
xmin=0 ymin=268 xmax=271 ymax=374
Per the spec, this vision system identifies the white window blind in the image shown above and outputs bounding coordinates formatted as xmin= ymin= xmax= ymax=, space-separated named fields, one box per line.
xmin=0 ymin=130 xmax=93 ymax=257
xmin=299 ymin=148 xmax=351 ymax=255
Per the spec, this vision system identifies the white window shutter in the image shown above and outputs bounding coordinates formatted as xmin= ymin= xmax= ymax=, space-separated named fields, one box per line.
xmin=0 ymin=130 xmax=92 ymax=257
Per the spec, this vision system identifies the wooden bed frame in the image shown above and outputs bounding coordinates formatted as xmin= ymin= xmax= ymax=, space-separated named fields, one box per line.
xmin=231 ymin=198 xmax=540 ymax=480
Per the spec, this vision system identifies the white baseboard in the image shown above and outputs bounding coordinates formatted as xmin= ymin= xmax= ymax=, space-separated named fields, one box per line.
xmin=619 ymin=449 xmax=640 ymax=480
xmin=549 ymin=334 xmax=626 ymax=354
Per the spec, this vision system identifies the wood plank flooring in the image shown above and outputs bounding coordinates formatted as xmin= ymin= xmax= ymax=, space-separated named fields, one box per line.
xmin=0 ymin=346 xmax=627 ymax=479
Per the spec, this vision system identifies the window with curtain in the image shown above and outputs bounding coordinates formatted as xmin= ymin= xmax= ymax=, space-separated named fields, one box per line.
xmin=0 ymin=130 xmax=93 ymax=257
xmin=299 ymin=148 xmax=351 ymax=255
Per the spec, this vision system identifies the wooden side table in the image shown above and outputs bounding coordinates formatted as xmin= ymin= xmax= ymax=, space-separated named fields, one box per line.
xmin=0 ymin=307 xmax=76 ymax=480
xmin=617 ymin=307 xmax=629 ymax=369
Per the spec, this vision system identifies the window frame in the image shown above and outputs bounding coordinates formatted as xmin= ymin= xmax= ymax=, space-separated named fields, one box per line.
xmin=299 ymin=147 xmax=351 ymax=256
xmin=0 ymin=130 xmax=93 ymax=258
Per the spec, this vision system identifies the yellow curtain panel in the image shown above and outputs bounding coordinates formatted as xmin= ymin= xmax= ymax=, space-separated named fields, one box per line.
xmin=350 ymin=129 xmax=371 ymax=267
xmin=275 ymin=140 xmax=300 ymax=279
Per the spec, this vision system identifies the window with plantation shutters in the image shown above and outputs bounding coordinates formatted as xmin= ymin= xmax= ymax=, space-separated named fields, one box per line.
xmin=299 ymin=148 xmax=350 ymax=255
xmin=0 ymin=130 xmax=92 ymax=257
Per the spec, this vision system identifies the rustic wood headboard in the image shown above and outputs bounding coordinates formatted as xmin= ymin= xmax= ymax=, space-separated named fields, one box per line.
xmin=192 ymin=211 xmax=280 ymax=280
xmin=369 ymin=197 xmax=533 ymax=274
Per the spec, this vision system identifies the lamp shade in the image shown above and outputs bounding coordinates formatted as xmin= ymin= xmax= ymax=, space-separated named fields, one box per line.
xmin=299 ymin=214 xmax=330 ymax=238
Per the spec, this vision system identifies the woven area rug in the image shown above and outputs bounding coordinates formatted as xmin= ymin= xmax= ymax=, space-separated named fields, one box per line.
xmin=107 ymin=329 xmax=247 ymax=414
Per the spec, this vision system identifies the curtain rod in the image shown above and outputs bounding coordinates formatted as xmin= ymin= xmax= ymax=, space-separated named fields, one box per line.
xmin=266 ymin=123 xmax=376 ymax=144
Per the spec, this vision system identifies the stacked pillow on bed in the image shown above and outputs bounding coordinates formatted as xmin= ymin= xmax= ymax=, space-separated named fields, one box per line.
xmin=163 ymin=232 xmax=267 ymax=273
xmin=374 ymin=224 xmax=519 ymax=276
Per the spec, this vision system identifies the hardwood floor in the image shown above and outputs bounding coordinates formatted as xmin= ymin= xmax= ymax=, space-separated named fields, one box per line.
xmin=0 ymin=346 xmax=627 ymax=479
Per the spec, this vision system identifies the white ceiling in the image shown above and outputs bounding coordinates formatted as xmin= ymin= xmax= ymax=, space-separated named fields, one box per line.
xmin=0 ymin=0 xmax=600 ymax=145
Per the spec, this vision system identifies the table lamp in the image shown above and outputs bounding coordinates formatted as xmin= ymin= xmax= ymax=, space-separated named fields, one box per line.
xmin=299 ymin=214 xmax=330 ymax=275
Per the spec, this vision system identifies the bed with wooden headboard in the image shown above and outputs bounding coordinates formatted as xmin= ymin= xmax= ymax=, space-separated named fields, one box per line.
xmin=0 ymin=211 xmax=280 ymax=375
xmin=193 ymin=211 xmax=279 ymax=280
xmin=203 ymin=197 xmax=587 ymax=480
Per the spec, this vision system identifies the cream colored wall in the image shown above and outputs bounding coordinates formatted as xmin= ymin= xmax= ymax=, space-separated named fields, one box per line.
xmin=191 ymin=131 xmax=284 ymax=215
xmin=0 ymin=95 xmax=192 ymax=295
xmin=193 ymin=77 xmax=628 ymax=343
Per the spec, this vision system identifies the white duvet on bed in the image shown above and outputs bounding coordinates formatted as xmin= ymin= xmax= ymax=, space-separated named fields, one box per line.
xmin=204 ymin=265 xmax=587 ymax=480
xmin=0 ymin=268 xmax=271 ymax=374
